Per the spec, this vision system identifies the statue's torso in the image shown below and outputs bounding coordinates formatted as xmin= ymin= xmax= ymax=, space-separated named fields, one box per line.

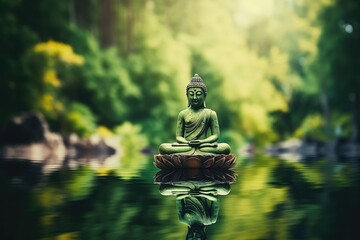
xmin=182 ymin=108 xmax=213 ymax=140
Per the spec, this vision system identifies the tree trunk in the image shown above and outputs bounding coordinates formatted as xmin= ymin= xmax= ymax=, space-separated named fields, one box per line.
xmin=100 ymin=0 xmax=117 ymax=48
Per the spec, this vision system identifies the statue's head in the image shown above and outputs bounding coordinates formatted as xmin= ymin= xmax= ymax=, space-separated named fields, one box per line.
xmin=186 ymin=74 xmax=207 ymax=108
xmin=186 ymin=224 xmax=206 ymax=240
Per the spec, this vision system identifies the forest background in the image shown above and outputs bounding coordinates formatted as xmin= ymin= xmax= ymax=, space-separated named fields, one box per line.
xmin=1 ymin=0 xmax=359 ymax=153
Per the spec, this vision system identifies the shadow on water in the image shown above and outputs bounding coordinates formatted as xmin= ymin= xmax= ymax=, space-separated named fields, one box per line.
xmin=0 ymin=151 xmax=359 ymax=239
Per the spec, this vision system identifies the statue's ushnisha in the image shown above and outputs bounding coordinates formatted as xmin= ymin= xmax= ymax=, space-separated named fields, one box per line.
xmin=154 ymin=74 xmax=236 ymax=169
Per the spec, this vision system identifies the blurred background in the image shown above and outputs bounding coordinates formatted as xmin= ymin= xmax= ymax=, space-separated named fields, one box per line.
xmin=0 ymin=0 xmax=359 ymax=239
xmin=2 ymin=0 xmax=359 ymax=147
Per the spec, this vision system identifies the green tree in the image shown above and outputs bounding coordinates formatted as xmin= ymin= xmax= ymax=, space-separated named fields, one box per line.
xmin=313 ymin=0 xmax=360 ymax=139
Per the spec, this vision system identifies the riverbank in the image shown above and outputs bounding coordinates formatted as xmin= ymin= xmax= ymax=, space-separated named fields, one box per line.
xmin=0 ymin=113 xmax=117 ymax=171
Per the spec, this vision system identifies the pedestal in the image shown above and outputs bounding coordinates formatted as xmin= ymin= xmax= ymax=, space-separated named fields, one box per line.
xmin=153 ymin=154 xmax=236 ymax=169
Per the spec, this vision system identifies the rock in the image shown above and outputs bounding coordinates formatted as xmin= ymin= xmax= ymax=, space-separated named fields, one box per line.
xmin=0 ymin=112 xmax=49 ymax=145
xmin=0 ymin=112 xmax=66 ymax=162
xmin=0 ymin=112 xmax=117 ymax=171
xmin=63 ymin=133 xmax=116 ymax=161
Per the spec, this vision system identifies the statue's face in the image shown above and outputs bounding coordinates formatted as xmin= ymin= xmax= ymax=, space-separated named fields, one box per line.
xmin=187 ymin=87 xmax=205 ymax=108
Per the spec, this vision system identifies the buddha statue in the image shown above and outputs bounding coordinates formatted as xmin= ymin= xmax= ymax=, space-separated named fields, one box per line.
xmin=159 ymin=74 xmax=231 ymax=155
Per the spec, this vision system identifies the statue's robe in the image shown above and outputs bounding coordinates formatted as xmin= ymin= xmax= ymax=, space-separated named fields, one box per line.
xmin=157 ymin=107 xmax=232 ymax=156
xmin=177 ymin=195 xmax=219 ymax=226
xmin=184 ymin=109 xmax=213 ymax=140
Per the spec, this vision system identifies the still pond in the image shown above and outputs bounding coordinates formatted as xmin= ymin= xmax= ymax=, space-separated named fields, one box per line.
xmin=0 ymin=154 xmax=359 ymax=240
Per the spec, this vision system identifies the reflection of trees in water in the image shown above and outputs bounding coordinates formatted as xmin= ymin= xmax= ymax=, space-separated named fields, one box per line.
xmin=0 ymin=156 xmax=359 ymax=239
xmin=37 ymin=171 xmax=179 ymax=239
xmin=0 ymin=160 xmax=180 ymax=239
xmin=266 ymin=158 xmax=360 ymax=240
xmin=214 ymin=156 xmax=359 ymax=239
xmin=0 ymin=166 xmax=42 ymax=240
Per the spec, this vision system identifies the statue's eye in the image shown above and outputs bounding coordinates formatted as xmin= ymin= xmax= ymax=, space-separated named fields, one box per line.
xmin=196 ymin=92 xmax=202 ymax=96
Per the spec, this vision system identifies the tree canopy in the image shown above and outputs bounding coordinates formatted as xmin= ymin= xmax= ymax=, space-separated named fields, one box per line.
xmin=1 ymin=0 xmax=359 ymax=148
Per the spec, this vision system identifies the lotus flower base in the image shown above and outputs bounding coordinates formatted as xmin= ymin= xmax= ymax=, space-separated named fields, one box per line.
xmin=153 ymin=154 xmax=236 ymax=169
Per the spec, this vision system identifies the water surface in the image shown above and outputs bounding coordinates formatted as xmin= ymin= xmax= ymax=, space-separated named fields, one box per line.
xmin=0 ymin=155 xmax=359 ymax=240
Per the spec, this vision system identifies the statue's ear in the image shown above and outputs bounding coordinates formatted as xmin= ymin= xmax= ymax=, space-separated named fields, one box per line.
xmin=203 ymin=92 xmax=207 ymax=107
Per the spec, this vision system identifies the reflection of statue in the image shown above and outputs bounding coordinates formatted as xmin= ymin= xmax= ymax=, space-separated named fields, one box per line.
xmin=154 ymin=74 xmax=236 ymax=169
xmin=154 ymin=169 xmax=237 ymax=183
xmin=155 ymin=169 xmax=236 ymax=240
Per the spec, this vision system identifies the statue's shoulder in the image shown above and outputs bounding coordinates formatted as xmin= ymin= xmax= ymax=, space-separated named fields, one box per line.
xmin=178 ymin=108 xmax=190 ymax=117
xmin=204 ymin=108 xmax=217 ymax=116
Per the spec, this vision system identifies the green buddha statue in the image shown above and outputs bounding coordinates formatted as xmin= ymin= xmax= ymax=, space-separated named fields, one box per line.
xmin=159 ymin=74 xmax=231 ymax=155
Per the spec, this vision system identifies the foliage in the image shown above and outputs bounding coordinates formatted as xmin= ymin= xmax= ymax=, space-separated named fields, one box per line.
xmin=30 ymin=41 xmax=84 ymax=121
xmin=0 ymin=0 xmax=73 ymax=125
xmin=1 ymin=0 xmax=359 ymax=151
xmin=114 ymin=122 xmax=148 ymax=180
xmin=95 ymin=126 xmax=114 ymax=138
xmin=312 ymin=0 xmax=360 ymax=139
xmin=65 ymin=36 xmax=140 ymax=127
xmin=64 ymin=102 xmax=97 ymax=137
xmin=294 ymin=114 xmax=327 ymax=141
xmin=34 ymin=41 xmax=84 ymax=65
